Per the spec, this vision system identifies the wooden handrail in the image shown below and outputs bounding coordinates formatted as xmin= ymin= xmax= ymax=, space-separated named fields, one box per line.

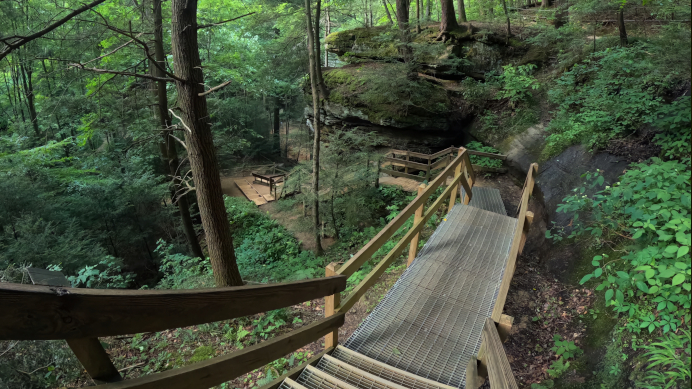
xmin=491 ymin=163 xmax=538 ymax=321
xmin=482 ymin=318 xmax=519 ymax=389
xmin=383 ymin=156 xmax=430 ymax=170
xmin=337 ymin=148 xmax=472 ymax=278
xmin=336 ymin=165 xmax=472 ymax=314
xmin=0 ymin=276 xmax=346 ymax=340
xmin=92 ymin=313 xmax=345 ymax=389
xmin=467 ymin=150 xmax=507 ymax=160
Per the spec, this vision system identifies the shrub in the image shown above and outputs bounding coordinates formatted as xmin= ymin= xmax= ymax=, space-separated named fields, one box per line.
xmin=465 ymin=141 xmax=503 ymax=168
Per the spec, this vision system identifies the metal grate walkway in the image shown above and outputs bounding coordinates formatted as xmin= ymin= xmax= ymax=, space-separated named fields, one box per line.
xmin=343 ymin=205 xmax=516 ymax=388
xmin=459 ymin=187 xmax=507 ymax=216
xmin=282 ymin=186 xmax=517 ymax=389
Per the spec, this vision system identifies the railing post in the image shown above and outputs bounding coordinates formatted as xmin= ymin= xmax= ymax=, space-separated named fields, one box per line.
xmin=426 ymin=156 xmax=431 ymax=181
xmin=447 ymin=149 xmax=463 ymax=213
xmin=324 ymin=262 xmax=341 ymax=349
xmin=66 ymin=338 xmax=122 ymax=384
xmin=404 ymin=152 xmax=409 ymax=175
xmin=408 ymin=183 xmax=427 ymax=266
xmin=519 ymin=211 xmax=534 ymax=255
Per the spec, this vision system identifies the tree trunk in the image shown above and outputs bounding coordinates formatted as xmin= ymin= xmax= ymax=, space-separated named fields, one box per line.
xmin=325 ymin=6 xmax=331 ymax=66
xmin=305 ymin=0 xmax=325 ymax=256
xmin=313 ymin=0 xmax=329 ymax=99
xmin=500 ymin=0 xmax=510 ymax=37
xmin=383 ymin=0 xmax=395 ymax=24
xmin=618 ymin=8 xmax=627 ymax=46
xmin=170 ymin=0 xmax=243 ymax=286
xmin=416 ymin=0 xmax=421 ymax=32
xmin=20 ymin=63 xmax=39 ymax=136
xmin=426 ymin=0 xmax=431 ymax=20
xmin=151 ymin=0 xmax=204 ymax=260
xmin=396 ymin=0 xmax=410 ymax=30
xmin=457 ymin=0 xmax=467 ymax=22
xmin=541 ymin=0 xmax=550 ymax=8
xmin=438 ymin=0 xmax=458 ymax=40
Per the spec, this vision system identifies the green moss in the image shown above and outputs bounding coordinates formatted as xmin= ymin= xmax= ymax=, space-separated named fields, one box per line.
xmin=187 ymin=346 xmax=214 ymax=364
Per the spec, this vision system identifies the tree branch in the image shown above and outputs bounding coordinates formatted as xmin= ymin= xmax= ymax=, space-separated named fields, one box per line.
xmin=69 ymin=63 xmax=175 ymax=82
xmin=198 ymin=80 xmax=232 ymax=96
xmin=0 ymin=0 xmax=108 ymax=61
xmin=197 ymin=12 xmax=257 ymax=29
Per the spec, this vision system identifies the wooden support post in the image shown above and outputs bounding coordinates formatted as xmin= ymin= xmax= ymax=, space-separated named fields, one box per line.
xmin=324 ymin=263 xmax=341 ymax=349
xmin=404 ymin=152 xmax=410 ymax=174
xmin=466 ymin=356 xmax=481 ymax=389
xmin=66 ymin=338 xmax=122 ymax=384
xmin=447 ymin=155 xmax=462 ymax=213
xmin=426 ymin=156 xmax=431 ymax=181
xmin=408 ymin=183 xmax=427 ymax=266
xmin=519 ymin=211 xmax=534 ymax=254
xmin=498 ymin=314 xmax=514 ymax=343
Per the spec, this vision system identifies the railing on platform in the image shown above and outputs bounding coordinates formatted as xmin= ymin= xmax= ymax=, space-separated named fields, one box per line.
xmin=0 ymin=277 xmax=346 ymax=388
xmin=382 ymin=147 xmax=507 ymax=182
xmin=323 ymin=147 xmax=477 ymax=348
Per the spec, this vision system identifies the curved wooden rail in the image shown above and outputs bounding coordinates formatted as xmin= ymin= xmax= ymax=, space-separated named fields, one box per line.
xmin=0 ymin=276 xmax=346 ymax=340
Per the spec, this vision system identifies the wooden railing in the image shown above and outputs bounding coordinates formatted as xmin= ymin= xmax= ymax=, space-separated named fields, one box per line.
xmin=323 ymin=147 xmax=477 ymax=347
xmin=0 ymin=277 xmax=346 ymax=388
xmin=382 ymin=147 xmax=507 ymax=182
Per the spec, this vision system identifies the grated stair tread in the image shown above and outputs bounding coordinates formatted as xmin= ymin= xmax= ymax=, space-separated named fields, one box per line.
xmin=460 ymin=186 xmax=507 ymax=216
xmin=343 ymin=205 xmax=517 ymax=388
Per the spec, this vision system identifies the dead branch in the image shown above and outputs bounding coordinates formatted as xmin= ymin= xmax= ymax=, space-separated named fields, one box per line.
xmin=0 ymin=0 xmax=108 ymax=61
xmin=82 ymin=35 xmax=142 ymax=65
xmin=197 ymin=12 xmax=257 ymax=29
xmin=168 ymin=109 xmax=192 ymax=134
xmin=69 ymin=63 xmax=175 ymax=82
xmin=198 ymin=80 xmax=232 ymax=96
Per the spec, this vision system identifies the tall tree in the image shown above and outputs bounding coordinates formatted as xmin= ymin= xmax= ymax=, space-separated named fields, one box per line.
xmin=170 ymin=0 xmax=244 ymax=286
xmin=313 ymin=0 xmax=329 ymax=99
xmin=617 ymin=7 xmax=628 ymax=46
xmin=383 ymin=0 xmax=394 ymax=25
xmin=457 ymin=0 xmax=467 ymax=22
xmin=305 ymin=0 xmax=325 ymax=255
xmin=396 ymin=0 xmax=410 ymax=30
xmin=500 ymin=0 xmax=511 ymax=37
xmin=438 ymin=0 xmax=458 ymax=40
xmin=416 ymin=0 xmax=421 ymax=32
xmin=151 ymin=0 xmax=205 ymax=260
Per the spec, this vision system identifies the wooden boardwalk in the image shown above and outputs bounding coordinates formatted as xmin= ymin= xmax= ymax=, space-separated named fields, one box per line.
xmin=233 ymin=176 xmax=278 ymax=205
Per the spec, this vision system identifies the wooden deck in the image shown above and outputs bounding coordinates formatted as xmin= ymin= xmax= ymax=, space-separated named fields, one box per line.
xmin=234 ymin=176 xmax=279 ymax=205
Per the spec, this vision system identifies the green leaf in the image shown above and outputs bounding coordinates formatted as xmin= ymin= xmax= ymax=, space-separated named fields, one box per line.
xmin=645 ymin=269 xmax=655 ymax=279
xmin=672 ymin=274 xmax=685 ymax=286
xmin=636 ymin=282 xmax=649 ymax=293
xmin=605 ymin=289 xmax=614 ymax=301
xmin=616 ymin=290 xmax=624 ymax=304
xmin=579 ymin=274 xmax=593 ymax=284
xmin=632 ymin=229 xmax=644 ymax=239
xmin=665 ymin=245 xmax=679 ymax=254
xmin=648 ymin=285 xmax=659 ymax=294
xmin=594 ymin=268 xmax=603 ymax=277
xmin=674 ymin=262 xmax=688 ymax=270
xmin=677 ymin=246 xmax=689 ymax=258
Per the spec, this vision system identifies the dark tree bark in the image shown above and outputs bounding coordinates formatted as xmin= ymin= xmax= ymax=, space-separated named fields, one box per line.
xmin=426 ymin=0 xmax=431 ymax=20
xmin=396 ymin=0 xmax=410 ymax=30
xmin=305 ymin=0 xmax=325 ymax=256
xmin=457 ymin=0 xmax=467 ymax=23
xmin=313 ymin=0 xmax=329 ymax=99
xmin=541 ymin=0 xmax=551 ymax=8
xmin=416 ymin=0 xmax=421 ymax=32
xmin=383 ymin=0 xmax=394 ymax=25
xmin=151 ymin=0 xmax=204 ymax=260
xmin=618 ymin=8 xmax=628 ymax=46
xmin=438 ymin=0 xmax=459 ymax=40
xmin=19 ymin=63 xmax=39 ymax=136
xmin=170 ymin=0 xmax=243 ymax=286
xmin=500 ymin=0 xmax=511 ymax=38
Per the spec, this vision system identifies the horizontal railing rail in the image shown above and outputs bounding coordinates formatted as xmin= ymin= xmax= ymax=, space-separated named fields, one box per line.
xmin=2 ymin=276 xmax=347 ymax=386
xmin=482 ymin=318 xmax=519 ymax=389
xmin=323 ymin=148 xmax=476 ymax=347
xmin=383 ymin=147 xmax=507 ymax=182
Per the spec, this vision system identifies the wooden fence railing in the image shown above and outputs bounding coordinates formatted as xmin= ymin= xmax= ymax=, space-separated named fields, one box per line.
xmin=0 ymin=277 xmax=346 ymax=388
xmin=323 ymin=147 xmax=477 ymax=347
xmin=383 ymin=147 xmax=507 ymax=182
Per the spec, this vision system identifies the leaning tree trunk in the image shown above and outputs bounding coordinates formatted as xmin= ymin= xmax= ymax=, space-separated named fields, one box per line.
xmin=457 ymin=0 xmax=467 ymax=22
xmin=151 ymin=0 xmax=205 ymax=261
xmin=438 ymin=0 xmax=459 ymax=41
xmin=617 ymin=7 xmax=627 ymax=46
xmin=20 ymin=63 xmax=39 ymax=136
xmin=383 ymin=0 xmax=394 ymax=24
xmin=171 ymin=0 xmax=243 ymax=286
xmin=305 ymin=0 xmax=325 ymax=256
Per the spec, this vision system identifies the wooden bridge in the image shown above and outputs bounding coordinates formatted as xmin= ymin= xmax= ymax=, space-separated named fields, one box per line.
xmin=1 ymin=147 xmax=537 ymax=389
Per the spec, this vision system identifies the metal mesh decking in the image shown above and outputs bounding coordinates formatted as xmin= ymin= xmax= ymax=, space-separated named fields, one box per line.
xmin=459 ymin=187 xmax=507 ymax=216
xmin=343 ymin=205 xmax=517 ymax=388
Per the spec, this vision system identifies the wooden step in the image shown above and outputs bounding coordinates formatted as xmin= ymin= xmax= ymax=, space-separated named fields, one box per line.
xmin=330 ymin=347 xmax=456 ymax=389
